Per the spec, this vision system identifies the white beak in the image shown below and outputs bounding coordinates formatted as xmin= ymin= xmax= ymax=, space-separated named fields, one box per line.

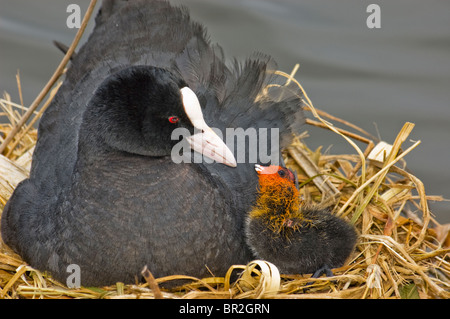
xmin=180 ymin=87 xmax=237 ymax=167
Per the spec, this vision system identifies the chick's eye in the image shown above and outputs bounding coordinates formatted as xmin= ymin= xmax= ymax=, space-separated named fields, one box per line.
xmin=278 ymin=170 xmax=286 ymax=177
xmin=168 ymin=116 xmax=179 ymax=124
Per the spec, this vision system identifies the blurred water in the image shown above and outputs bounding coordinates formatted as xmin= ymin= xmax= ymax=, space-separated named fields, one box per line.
xmin=1 ymin=0 xmax=449 ymax=222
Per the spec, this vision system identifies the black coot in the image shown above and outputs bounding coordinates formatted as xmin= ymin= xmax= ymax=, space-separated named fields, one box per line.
xmin=1 ymin=0 xmax=304 ymax=286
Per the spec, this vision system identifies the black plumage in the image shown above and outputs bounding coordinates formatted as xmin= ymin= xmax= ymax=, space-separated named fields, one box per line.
xmin=246 ymin=165 xmax=357 ymax=276
xmin=1 ymin=0 xmax=304 ymax=286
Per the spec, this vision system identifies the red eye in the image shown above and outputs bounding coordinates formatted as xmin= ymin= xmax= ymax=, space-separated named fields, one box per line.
xmin=168 ymin=116 xmax=179 ymax=124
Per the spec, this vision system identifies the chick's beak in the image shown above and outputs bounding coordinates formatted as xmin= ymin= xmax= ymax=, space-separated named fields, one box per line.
xmin=254 ymin=164 xmax=279 ymax=175
xmin=181 ymin=87 xmax=237 ymax=167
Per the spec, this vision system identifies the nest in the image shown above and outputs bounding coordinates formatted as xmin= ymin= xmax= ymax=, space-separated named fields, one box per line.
xmin=1 ymin=3 xmax=449 ymax=299
xmin=1 ymin=70 xmax=449 ymax=299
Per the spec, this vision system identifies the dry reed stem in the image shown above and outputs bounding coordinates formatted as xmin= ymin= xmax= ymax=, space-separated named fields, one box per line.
xmin=141 ymin=266 xmax=163 ymax=299
xmin=6 ymin=81 xmax=63 ymax=158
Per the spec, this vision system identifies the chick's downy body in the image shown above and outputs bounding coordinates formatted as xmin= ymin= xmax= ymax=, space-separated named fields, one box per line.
xmin=246 ymin=165 xmax=357 ymax=275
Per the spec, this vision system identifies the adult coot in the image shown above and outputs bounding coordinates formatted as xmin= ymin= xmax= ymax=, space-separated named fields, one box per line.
xmin=1 ymin=0 xmax=304 ymax=286
xmin=246 ymin=165 xmax=357 ymax=277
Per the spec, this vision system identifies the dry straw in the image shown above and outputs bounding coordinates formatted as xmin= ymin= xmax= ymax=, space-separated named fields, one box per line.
xmin=0 ymin=2 xmax=449 ymax=299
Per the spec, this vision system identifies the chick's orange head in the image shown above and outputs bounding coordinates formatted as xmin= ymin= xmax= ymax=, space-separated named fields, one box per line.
xmin=251 ymin=164 xmax=301 ymax=230
xmin=255 ymin=164 xmax=296 ymax=187
xmin=254 ymin=165 xmax=299 ymax=208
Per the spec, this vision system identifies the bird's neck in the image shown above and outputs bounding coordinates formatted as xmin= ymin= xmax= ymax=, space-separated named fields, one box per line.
xmin=250 ymin=176 xmax=302 ymax=233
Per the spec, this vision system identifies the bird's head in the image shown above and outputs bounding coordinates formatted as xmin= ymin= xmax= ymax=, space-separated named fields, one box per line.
xmin=255 ymin=164 xmax=296 ymax=185
xmin=250 ymin=164 xmax=302 ymax=232
xmin=80 ymin=66 xmax=236 ymax=167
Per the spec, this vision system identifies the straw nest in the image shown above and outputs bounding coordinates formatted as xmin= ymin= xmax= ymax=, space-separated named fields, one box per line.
xmin=1 ymin=66 xmax=449 ymax=299
xmin=0 ymin=3 xmax=449 ymax=297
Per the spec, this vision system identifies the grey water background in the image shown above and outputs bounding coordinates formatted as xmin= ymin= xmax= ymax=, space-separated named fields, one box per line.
xmin=0 ymin=0 xmax=449 ymax=223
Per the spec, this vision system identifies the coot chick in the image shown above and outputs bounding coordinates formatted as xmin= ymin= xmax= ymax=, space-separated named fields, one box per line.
xmin=246 ymin=165 xmax=357 ymax=277
xmin=1 ymin=0 xmax=304 ymax=286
